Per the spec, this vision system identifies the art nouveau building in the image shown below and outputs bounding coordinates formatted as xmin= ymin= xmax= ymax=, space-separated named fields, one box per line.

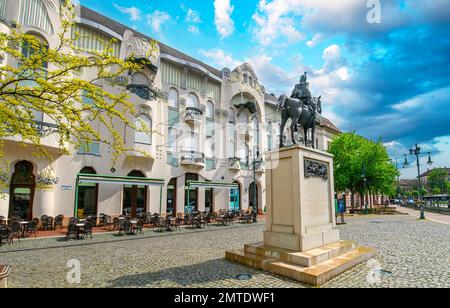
xmin=0 ymin=0 xmax=340 ymax=221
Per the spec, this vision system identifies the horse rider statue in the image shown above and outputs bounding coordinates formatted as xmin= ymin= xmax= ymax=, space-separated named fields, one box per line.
xmin=291 ymin=72 xmax=312 ymax=106
xmin=277 ymin=72 xmax=323 ymax=149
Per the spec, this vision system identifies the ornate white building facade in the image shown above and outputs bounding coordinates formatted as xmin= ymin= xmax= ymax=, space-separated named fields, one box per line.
xmin=0 ymin=0 xmax=340 ymax=221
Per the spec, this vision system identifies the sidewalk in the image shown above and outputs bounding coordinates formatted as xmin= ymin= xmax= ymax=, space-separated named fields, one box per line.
xmin=395 ymin=205 xmax=450 ymax=225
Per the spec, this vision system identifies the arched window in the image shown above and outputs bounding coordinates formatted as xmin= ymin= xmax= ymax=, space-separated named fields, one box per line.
xmin=228 ymin=108 xmax=236 ymax=158
xmin=187 ymin=93 xmax=199 ymax=108
xmin=252 ymin=116 xmax=259 ymax=154
xmin=168 ymin=127 xmax=178 ymax=153
xmin=135 ymin=113 xmax=152 ymax=145
xmin=19 ymin=0 xmax=54 ymax=34
xmin=206 ymin=101 xmax=214 ymax=119
xmin=131 ymin=72 xmax=150 ymax=86
xmin=168 ymin=88 xmax=179 ymax=109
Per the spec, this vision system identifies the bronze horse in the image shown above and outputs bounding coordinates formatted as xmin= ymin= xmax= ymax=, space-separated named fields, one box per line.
xmin=278 ymin=95 xmax=322 ymax=148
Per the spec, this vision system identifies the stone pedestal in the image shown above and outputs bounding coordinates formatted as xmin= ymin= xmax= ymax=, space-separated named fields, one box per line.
xmin=226 ymin=145 xmax=376 ymax=286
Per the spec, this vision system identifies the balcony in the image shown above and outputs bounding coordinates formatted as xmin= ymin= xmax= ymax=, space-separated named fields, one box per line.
xmin=228 ymin=157 xmax=241 ymax=171
xmin=184 ymin=107 xmax=203 ymax=125
xmin=3 ymin=121 xmax=62 ymax=150
xmin=255 ymin=161 xmax=266 ymax=174
xmin=127 ymin=143 xmax=155 ymax=159
xmin=126 ymin=84 xmax=157 ymax=101
xmin=180 ymin=150 xmax=205 ymax=168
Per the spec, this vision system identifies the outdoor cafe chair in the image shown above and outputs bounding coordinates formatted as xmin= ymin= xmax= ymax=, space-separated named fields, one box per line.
xmin=26 ymin=220 xmax=38 ymax=237
xmin=135 ymin=219 xmax=144 ymax=235
xmin=54 ymin=215 xmax=64 ymax=230
xmin=65 ymin=224 xmax=79 ymax=241
xmin=0 ymin=226 xmax=10 ymax=246
xmin=9 ymin=222 xmax=21 ymax=244
xmin=80 ymin=223 xmax=93 ymax=239
xmin=42 ymin=216 xmax=54 ymax=231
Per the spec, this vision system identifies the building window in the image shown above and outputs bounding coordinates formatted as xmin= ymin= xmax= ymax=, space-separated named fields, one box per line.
xmin=187 ymin=93 xmax=200 ymax=108
xmin=168 ymin=88 xmax=179 ymax=109
xmin=135 ymin=113 xmax=152 ymax=145
xmin=71 ymin=24 xmax=120 ymax=56
xmin=206 ymin=101 xmax=214 ymax=119
xmin=19 ymin=0 xmax=54 ymax=34
xmin=267 ymin=121 xmax=272 ymax=151
xmin=78 ymin=141 xmax=100 ymax=156
xmin=252 ymin=116 xmax=259 ymax=155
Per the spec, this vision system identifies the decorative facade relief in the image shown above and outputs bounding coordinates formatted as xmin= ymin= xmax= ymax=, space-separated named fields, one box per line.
xmin=304 ymin=159 xmax=328 ymax=180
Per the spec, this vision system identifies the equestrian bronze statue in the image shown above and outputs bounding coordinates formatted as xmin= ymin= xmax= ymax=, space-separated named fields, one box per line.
xmin=278 ymin=72 xmax=322 ymax=148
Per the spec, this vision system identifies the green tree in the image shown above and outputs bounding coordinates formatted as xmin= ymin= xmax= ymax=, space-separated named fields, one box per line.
xmin=328 ymin=132 xmax=399 ymax=209
xmin=427 ymin=168 xmax=449 ymax=194
xmin=432 ymin=187 xmax=441 ymax=195
xmin=0 ymin=1 xmax=158 ymax=170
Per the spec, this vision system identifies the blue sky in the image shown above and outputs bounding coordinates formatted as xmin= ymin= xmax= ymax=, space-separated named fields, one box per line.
xmin=80 ymin=0 xmax=450 ymax=179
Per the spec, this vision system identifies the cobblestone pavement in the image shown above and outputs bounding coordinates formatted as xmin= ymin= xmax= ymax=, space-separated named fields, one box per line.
xmin=0 ymin=215 xmax=448 ymax=288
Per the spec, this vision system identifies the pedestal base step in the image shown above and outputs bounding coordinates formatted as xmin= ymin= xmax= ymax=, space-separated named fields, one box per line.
xmin=245 ymin=240 xmax=357 ymax=267
xmin=225 ymin=243 xmax=377 ymax=286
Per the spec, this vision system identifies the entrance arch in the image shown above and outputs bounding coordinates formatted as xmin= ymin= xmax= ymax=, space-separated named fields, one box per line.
xmin=9 ymin=161 xmax=36 ymax=219
xmin=229 ymin=181 xmax=241 ymax=211
xmin=123 ymin=170 xmax=147 ymax=217
xmin=166 ymin=178 xmax=177 ymax=216
xmin=185 ymin=173 xmax=198 ymax=213
xmin=77 ymin=167 xmax=98 ymax=218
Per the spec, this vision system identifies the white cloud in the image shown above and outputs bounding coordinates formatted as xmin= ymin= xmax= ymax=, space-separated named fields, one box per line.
xmin=113 ymin=4 xmax=141 ymax=22
xmin=306 ymin=33 xmax=323 ymax=47
xmin=146 ymin=11 xmax=171 ymax=33
xmin=185 ymin=8 xmax=202 ymax=23
xmin=199 ymin=49 xmax=241 ymax=69
xmin=323 ymin=44 xmax=341 ymax=61
xmin=214 ymin=0 xmax=235 ymax=38
xmin=188 ymin=25 xmax=200 ymax=34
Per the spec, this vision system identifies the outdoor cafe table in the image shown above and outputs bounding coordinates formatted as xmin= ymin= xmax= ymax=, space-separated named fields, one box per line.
xmin=19 ymin=221 xmax=30 ymax=238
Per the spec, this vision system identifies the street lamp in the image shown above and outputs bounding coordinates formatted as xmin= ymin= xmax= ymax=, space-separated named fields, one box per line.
xmin=403 ymin=145 xmax=435 ymax=220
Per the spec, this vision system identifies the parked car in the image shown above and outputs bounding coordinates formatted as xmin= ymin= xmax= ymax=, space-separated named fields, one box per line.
xmin=407 ymin=199 xmax=415 ymax=206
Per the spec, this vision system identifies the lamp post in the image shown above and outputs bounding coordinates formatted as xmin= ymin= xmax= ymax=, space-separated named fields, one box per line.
xmin=403 ymin=144 xmax=434 ymax=220
xmin=362 ymin=162 xmax=368 ymax=215
xmin=251 ymin=149 xmax=261 ymax=222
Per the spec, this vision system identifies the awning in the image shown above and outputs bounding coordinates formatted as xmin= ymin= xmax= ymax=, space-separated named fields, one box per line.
xmin=186 ymin=180 xmax=239 ymax=189
xmin=77 ymin=173 xmax=165 ymax=187
xmin=74 ymin=173 xmax=165 ymax=217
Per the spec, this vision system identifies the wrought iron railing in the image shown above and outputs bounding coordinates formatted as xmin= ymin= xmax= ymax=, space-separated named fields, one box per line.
xmin=228 ymin=157 xmax=241 ymax=169
xmin=184 ymin=107 xmax=203 ymax=122
xmin=180 ymin=150 xmax=205 ymax=164
xmin=126 ymin=84 xmax=157 ymax=101
xmin=33 ymin=121 xmax=59 ymax=137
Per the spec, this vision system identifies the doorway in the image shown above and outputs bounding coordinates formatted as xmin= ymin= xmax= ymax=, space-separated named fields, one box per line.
xmin=9 ymin=161 xmax=36 ymax=220
xmin=123 ymin=170 xmax=147 ymax=218
xmin=185 ymin=173 xmax=198 ymax=213
xmin=77 ymin=167 xmax=98 ymax=218
xmin=166 ymin=178 xmax=177 ymax=216
xmin=249 ymin=182 xmax=258 ymax=213
xmin=229 ymin=183 xmax=240 ymax=211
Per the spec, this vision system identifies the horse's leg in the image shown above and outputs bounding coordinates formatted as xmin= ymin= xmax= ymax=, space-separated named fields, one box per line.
xmin=280 ymin=113 xmax=287 ymax=148
xmin=291 ymin=116 xmax=299 ymax=145
xmin=304 ymin=127 xmax=308 ymax=147
xmin=311 ymin=124 xmax=316 ymax=149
